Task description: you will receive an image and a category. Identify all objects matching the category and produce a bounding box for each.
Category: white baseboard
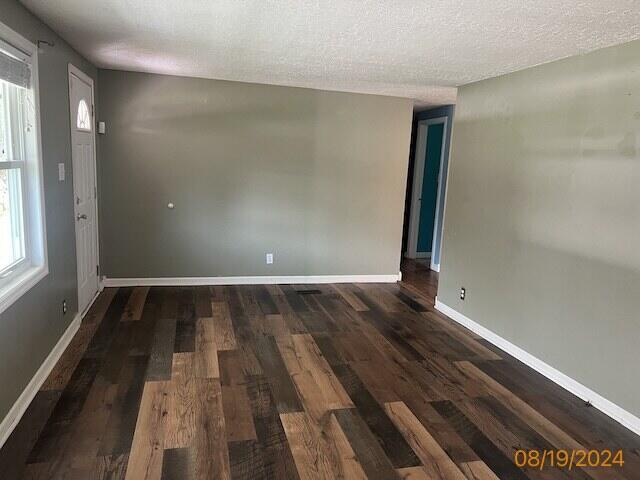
[431,263,440,272]
[0,312,82,449]
[435,298,640,437]
[103,273,401,288]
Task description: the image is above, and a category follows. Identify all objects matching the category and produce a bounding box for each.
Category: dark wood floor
[1,260,639,479]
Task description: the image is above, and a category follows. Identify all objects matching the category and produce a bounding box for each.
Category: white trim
[434,298,640,436]
[68,63,100,315]
[0,284,102,449]
[406,123,427,258]
[0,20,49,316]
[103,274,401,287]
[406,117,448,260]
[0,21,35,57]
[430,118,449,272]
[0,266,48,315]
[31,30,49,290]
[0,312,81,449]
[68,63,93,88]
[431,263,440,272]
[79,284,102,319]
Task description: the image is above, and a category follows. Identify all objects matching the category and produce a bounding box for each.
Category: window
[0,23,47,314]
[0,82,27,273]
[76,98,91,130]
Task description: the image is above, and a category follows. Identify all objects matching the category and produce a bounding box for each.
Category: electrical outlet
[62,299,68,315]
[266,253,274,265]
[460,287,466,301]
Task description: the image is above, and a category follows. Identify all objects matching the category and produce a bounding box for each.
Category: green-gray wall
[97,70,413,279]
[0,0,96,420]
[439,40,640,418]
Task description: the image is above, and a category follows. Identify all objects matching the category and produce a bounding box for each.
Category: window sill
[0,264,48,315]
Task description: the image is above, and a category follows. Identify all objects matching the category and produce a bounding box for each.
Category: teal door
[417,122,444,254]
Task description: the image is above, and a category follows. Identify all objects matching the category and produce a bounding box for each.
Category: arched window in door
[77,98,91,131]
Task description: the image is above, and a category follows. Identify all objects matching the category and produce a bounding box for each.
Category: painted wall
[439,40,640,417]
[97,70,413,279]
[402,104,454,266]
[0,0,97,421]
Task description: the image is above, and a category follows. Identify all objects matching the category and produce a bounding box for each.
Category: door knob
[77,213,87,220]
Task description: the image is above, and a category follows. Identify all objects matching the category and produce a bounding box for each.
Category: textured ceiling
[20,0,640,106]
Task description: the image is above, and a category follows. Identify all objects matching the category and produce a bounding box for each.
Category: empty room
[0,0,639,478]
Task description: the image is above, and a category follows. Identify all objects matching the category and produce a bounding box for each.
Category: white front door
[69,66,98,314]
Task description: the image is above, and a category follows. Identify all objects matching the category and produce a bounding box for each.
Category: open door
[406,117,448,271]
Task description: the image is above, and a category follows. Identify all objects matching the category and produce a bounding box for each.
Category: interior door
[416,122,444,255]
[69,67,98,314]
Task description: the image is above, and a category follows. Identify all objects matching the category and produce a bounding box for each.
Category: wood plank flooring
[1,259,639,479]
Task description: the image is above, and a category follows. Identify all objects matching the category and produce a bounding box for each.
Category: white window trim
[0,22,48,315]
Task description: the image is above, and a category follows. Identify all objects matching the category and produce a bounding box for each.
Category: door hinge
[94,186,97,199]
[96,264,100,276]
[91,104,95,117]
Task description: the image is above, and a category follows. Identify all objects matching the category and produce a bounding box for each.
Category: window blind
[0,48,30,89]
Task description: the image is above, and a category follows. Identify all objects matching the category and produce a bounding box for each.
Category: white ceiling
[21,0,640,106]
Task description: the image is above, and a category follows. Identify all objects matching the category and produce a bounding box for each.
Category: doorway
[68,64,99,314]
[406,116,448,271]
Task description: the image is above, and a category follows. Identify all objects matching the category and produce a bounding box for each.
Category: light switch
[98,121,106,134]
[58,163,65,181]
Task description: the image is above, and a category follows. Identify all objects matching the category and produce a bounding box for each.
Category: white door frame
[68,63,100,315]
[428,116,449,273]
[406,116,448,266]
